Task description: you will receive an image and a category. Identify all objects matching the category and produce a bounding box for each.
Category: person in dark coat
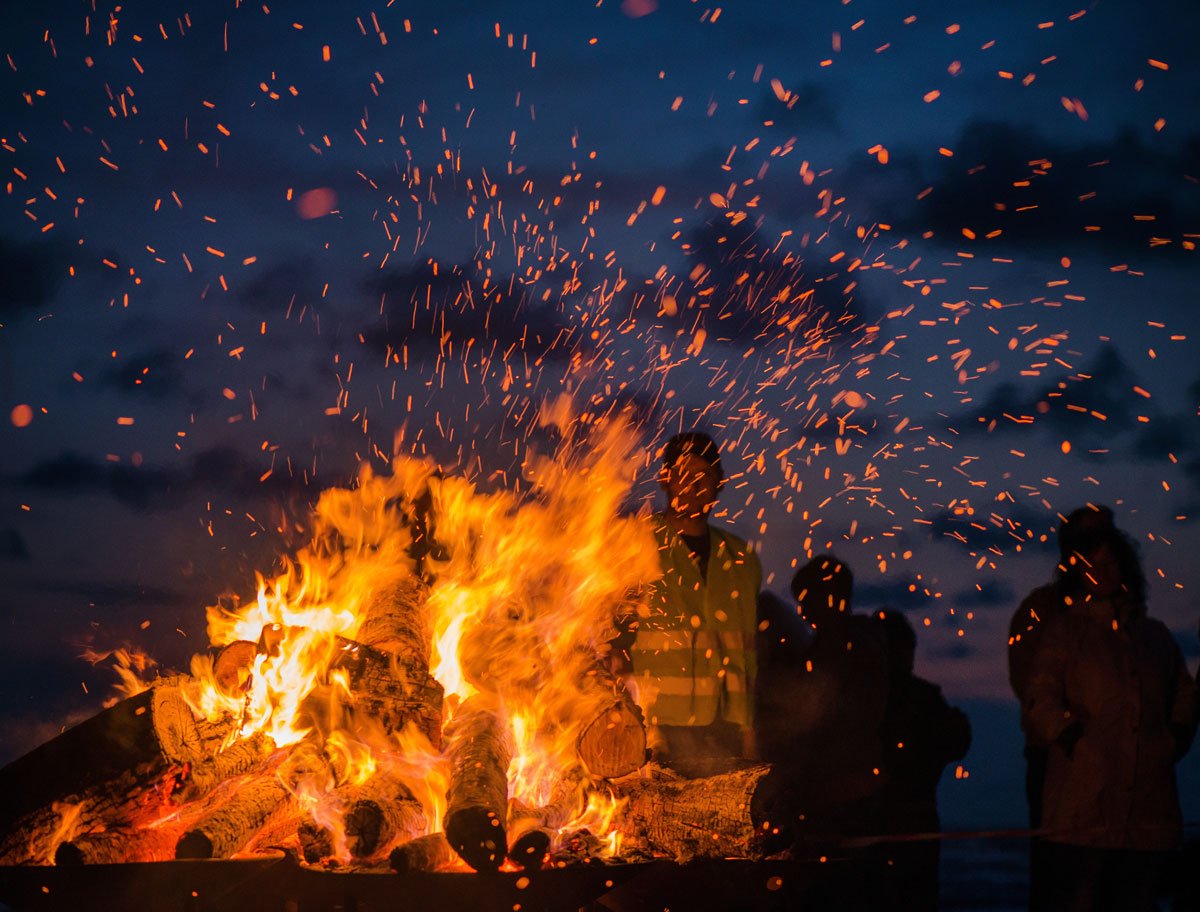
[1024,525,1198,911]
[1007,504,1115,910]
[757,554,890,842]
[876,609,972,912]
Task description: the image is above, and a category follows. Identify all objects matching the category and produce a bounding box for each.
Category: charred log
[505,777,583,869]
[175,742,330,860]
[610,764,788,861]
[443,697,511,872]
[0,677,241,864]
[54,825,180,866]
[175,732,276,804]
[324,637,443,748]
[388,832,453,873]
[548,828,605,866]
[343,772,426,859]
[357,576,431,668]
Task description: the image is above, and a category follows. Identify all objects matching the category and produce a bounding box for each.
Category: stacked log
[389,832,454,873]
[54,826,181,866]
[298,770,427,864]
[609,764,790,861]
[443,696,511,872]
[0,676,241,865]
[175,741,330,859]
[343,771,426,859]
[505,774,584,869]
[573,661,646,779]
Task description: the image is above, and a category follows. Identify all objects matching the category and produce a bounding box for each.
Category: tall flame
[190,396,659,857]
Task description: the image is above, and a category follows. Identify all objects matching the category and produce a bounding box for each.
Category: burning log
[300,770,428,863]
[174,732,276,804]
[574,662,646,779]
[443,696,511,872]
[548,828,605,867]
[506,776,584,869]
[53,826,181,866]
[175,741,330,860]
[388,832,453,873]
[0,676,241,864]
[343,772,426,859]
[212,640,258,697]
[325,637,443,748]
[254,625,444,749]
[357,576,432,669]
[610,764,788,861]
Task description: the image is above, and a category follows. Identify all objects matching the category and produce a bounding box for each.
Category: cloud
[869,121,1200,254]
[854,574,940,612]
[34,579,189,610]
[756,81,841,133]
[10,446,318,512]
[949,345,1192,462]
[0,236,68,316]
[0,528,31,561]
[237,258,327,315]
[922,504,1057,555]
[97,348,185,400]
[952,579,1017,609]
[359,262,576,360]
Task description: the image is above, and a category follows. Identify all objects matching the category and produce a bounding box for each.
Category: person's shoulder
[1017,581,1062,613]
[711,524,757,558]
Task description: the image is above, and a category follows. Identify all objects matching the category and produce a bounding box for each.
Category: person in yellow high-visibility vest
[627,432,761,766]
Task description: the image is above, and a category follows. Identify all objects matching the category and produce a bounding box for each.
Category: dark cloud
[854,574,940,612]
[0,528,31,561]
[875,121,1200,254]
[360,262,575,360]
[10,446,317,511]
[0,236,68,316]
[98,348,184,400]
[757,81,841,132]
[952,579,1017,609]
[237,258,327,315]
[923,505,1057,555]
[35,579,189,610]
[950,345,1189,460]
[925,639,977,661]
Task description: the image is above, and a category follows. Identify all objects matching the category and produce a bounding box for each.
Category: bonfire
[0,399,786,874]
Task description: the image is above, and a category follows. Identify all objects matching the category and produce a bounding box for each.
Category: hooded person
[1024,524,1197,910]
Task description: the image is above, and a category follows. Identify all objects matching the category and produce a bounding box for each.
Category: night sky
[2,0,1199,831]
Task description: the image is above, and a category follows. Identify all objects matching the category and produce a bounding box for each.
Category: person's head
[877,609,917,678]
[1057,504,1115,563]
[791,554,853,625]
[1059,524,1146,606]
[659,432,724,522]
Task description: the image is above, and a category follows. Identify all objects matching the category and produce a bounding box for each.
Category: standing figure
[1025,525,1197,911]
[1008,504,1115,910]
[626,432,761,767]
[757,554,891,839]
[877,609,972,912]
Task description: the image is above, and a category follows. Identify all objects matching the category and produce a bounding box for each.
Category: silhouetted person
[1025,525,1198,911]
[1008,504,1115,910]
[757,554,890,842]
[876,609,972,912]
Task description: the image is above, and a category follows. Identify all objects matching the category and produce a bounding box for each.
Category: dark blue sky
[2,0,1199,827]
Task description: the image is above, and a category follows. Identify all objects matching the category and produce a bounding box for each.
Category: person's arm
[1025,615,1083,751]
[1164,627,1199,762]
[742,548,763,741]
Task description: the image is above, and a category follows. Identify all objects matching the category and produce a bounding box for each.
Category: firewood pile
[0,434,791,875]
